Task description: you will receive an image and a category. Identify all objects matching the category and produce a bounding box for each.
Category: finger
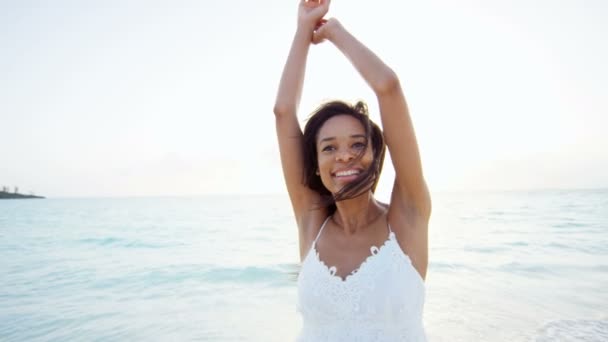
[303,0,317,8]
[314,18,327,31]
[312,31,321,44]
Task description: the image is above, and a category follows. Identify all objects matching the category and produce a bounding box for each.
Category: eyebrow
[319,134,367,144]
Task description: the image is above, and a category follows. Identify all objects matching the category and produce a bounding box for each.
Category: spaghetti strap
[313,216,331,244]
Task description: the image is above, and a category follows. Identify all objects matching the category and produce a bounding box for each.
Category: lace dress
[297,217,427,341]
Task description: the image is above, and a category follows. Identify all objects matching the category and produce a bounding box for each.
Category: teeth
[335,170,360,177]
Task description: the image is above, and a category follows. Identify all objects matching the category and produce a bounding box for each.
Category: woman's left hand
[298,0,331,32]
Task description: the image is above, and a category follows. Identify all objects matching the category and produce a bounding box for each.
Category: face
[316,115,374,194]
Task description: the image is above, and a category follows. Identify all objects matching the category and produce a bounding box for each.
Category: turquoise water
[1,190,607,341]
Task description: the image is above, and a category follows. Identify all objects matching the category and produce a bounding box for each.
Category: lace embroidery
[297,231,427,341]
[312,232,395,282]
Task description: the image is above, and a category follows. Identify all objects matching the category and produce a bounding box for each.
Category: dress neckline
[311,231,396,283]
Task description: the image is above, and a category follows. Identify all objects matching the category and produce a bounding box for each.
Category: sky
[1,0,607,198]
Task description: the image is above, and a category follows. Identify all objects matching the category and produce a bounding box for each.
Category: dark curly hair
[302,100,386,215]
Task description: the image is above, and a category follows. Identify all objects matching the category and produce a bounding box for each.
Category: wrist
[324,19,344,43]
[294,27,314,46]
[296,20,316,35]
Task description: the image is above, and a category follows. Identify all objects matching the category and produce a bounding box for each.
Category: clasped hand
[298,0,337,44]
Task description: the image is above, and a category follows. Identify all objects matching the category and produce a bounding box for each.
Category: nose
[336,148,355,162]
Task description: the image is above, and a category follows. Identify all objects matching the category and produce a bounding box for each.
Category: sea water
[1,190,607,341]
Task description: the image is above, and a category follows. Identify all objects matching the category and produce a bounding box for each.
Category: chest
[297,238,425,322]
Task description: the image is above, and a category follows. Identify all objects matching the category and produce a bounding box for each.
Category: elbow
[273,103,294,118]
[373,69,401,95]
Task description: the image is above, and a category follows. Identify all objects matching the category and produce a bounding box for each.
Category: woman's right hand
[312,17,341,45]
[298,0,331,32]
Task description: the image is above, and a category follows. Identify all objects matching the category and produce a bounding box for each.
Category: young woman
[274,1,431,340]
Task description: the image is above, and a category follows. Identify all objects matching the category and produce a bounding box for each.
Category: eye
[322,145,335,152]
[352,142,367,150]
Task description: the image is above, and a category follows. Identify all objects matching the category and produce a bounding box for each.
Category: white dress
[297,217,427,341]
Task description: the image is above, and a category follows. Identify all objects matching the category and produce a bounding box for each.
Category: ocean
[1,190,607,341]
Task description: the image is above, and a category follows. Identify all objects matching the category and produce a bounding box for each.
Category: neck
[332,191,382,235]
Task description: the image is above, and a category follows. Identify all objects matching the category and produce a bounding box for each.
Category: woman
[274,0,431,340]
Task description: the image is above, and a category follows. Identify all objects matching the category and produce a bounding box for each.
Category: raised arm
[273,0,330,227]
[314,19,431,278]
[314,18,431,218]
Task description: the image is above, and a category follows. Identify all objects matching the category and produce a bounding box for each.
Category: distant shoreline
[0,191,44,199]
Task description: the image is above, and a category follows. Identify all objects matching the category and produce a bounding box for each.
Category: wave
[463,245,509,253]
[497,262,552,275]
[95,264,302,289]
[201,265,297,285]
[75,237,178,249]
[506,241,529,247]
[553,221,590,228]
[428,262,476,272]
[536,319,608,341]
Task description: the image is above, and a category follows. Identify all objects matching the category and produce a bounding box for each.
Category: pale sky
[1,0,607,198]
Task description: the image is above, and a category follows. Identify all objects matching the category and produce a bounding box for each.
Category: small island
[0,187,44,199]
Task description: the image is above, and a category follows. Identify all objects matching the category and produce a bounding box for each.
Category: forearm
[324,19,428,206]
[326,21,399,94]
[274,27,315,117]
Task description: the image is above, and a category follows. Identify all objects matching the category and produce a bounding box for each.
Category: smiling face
[316,115,374,195]
[302,100,386,213]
